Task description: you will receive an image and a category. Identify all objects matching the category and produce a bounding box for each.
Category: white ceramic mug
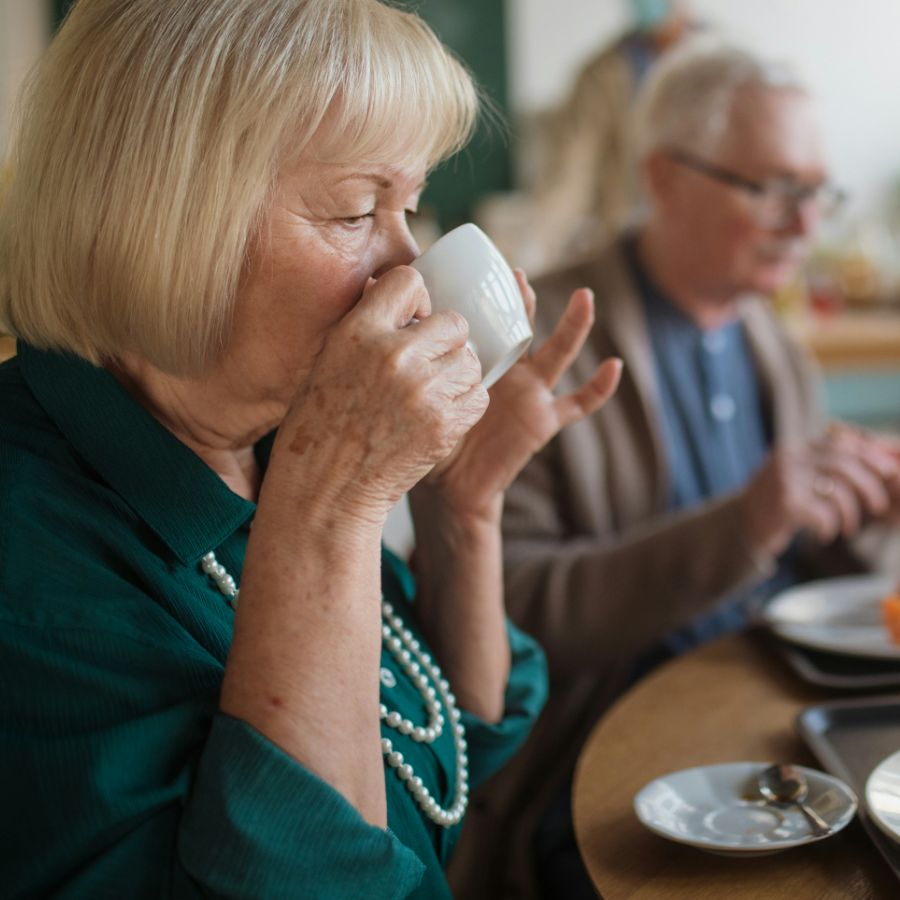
[410,223,533,389]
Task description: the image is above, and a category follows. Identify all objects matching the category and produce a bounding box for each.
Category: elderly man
[450,41,900,900]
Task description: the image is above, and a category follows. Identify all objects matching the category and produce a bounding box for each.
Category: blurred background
[2,0,900,431]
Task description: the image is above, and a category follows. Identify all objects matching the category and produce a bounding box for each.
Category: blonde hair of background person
[527,1,692,273]
[0,0,474,374]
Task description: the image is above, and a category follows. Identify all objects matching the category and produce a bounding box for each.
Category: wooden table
[572,632,898,899]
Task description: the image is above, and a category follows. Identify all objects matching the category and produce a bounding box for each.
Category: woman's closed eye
[338,208,418,228]
[339,211,375,227]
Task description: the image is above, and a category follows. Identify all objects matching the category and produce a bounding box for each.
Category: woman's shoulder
[0,354,59,448]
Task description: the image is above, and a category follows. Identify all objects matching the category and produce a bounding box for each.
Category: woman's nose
[371,221,420,278]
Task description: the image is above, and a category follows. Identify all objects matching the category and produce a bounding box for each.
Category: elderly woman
[0,1,621,897]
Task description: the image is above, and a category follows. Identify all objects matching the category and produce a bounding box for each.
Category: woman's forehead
[279,155,427,193]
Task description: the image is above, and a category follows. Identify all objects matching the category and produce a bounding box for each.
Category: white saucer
[762,574,900,660]
[634,762,857,856]
[865,749,900,845]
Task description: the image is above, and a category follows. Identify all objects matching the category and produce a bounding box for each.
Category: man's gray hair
[633,38,808,160]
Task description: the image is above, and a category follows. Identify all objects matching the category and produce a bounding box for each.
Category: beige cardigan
[449,235,866,899]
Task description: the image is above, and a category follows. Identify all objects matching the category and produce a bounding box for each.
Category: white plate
[634,762,857,856]
[866,749,900,845]
[762,574,900,660]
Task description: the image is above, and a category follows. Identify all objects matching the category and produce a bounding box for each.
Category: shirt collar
[19,344,255,565]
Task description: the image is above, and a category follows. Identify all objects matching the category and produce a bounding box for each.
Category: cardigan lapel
[589,237,671,512]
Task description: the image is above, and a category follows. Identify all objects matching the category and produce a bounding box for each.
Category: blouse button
[380,667,397,688]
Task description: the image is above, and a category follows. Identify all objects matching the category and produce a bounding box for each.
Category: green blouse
[0,345,547,899]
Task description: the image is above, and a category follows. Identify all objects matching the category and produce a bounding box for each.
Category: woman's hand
[411,269,622,523]
[266,267,489,533]
[406,269,620,721]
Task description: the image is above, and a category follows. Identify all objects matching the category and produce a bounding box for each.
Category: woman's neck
[109,356,285,502]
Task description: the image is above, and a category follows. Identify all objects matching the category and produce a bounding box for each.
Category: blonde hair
[633,38,807,161]
[0,0,478,374]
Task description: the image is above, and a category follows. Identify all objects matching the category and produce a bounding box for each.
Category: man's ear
[641,149,676,209]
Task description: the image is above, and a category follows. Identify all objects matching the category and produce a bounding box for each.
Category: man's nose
[779,197,820,238]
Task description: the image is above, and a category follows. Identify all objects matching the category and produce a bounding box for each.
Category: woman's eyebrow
[336,173,427,193]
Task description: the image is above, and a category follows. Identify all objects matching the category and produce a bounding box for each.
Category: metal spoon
[757,763,831,836]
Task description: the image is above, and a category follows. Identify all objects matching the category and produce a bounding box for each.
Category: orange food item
[882,593,900,644]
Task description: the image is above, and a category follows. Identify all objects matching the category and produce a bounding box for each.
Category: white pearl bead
[200,550,469,830]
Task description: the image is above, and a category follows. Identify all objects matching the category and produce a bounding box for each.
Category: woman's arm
[220,267,487,827]
[409,272,621,722]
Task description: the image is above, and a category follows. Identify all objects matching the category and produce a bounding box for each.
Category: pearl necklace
[201,551,469,828]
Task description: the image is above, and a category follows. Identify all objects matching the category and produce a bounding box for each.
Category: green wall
[408,0,510,230]
[52,0,74,30]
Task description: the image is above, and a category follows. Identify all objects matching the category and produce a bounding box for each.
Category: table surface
[572,632,899,899]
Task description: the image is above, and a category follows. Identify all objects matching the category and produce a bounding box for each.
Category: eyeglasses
[668,148,846,228]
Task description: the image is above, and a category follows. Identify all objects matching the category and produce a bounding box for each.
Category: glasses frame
[667,148,846,225]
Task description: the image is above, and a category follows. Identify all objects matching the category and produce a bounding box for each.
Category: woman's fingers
[405,308,474,361]
[553,357,623,427]
[354,265,431,329]
[423,341,484,400]
[530,288,596,388]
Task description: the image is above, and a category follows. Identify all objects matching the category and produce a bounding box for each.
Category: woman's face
[224,154,426,407]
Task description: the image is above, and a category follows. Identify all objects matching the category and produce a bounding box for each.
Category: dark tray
[776,639,900,691]
[797,694,900,881]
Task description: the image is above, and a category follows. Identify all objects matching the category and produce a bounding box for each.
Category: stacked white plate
[762,574,899,660]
